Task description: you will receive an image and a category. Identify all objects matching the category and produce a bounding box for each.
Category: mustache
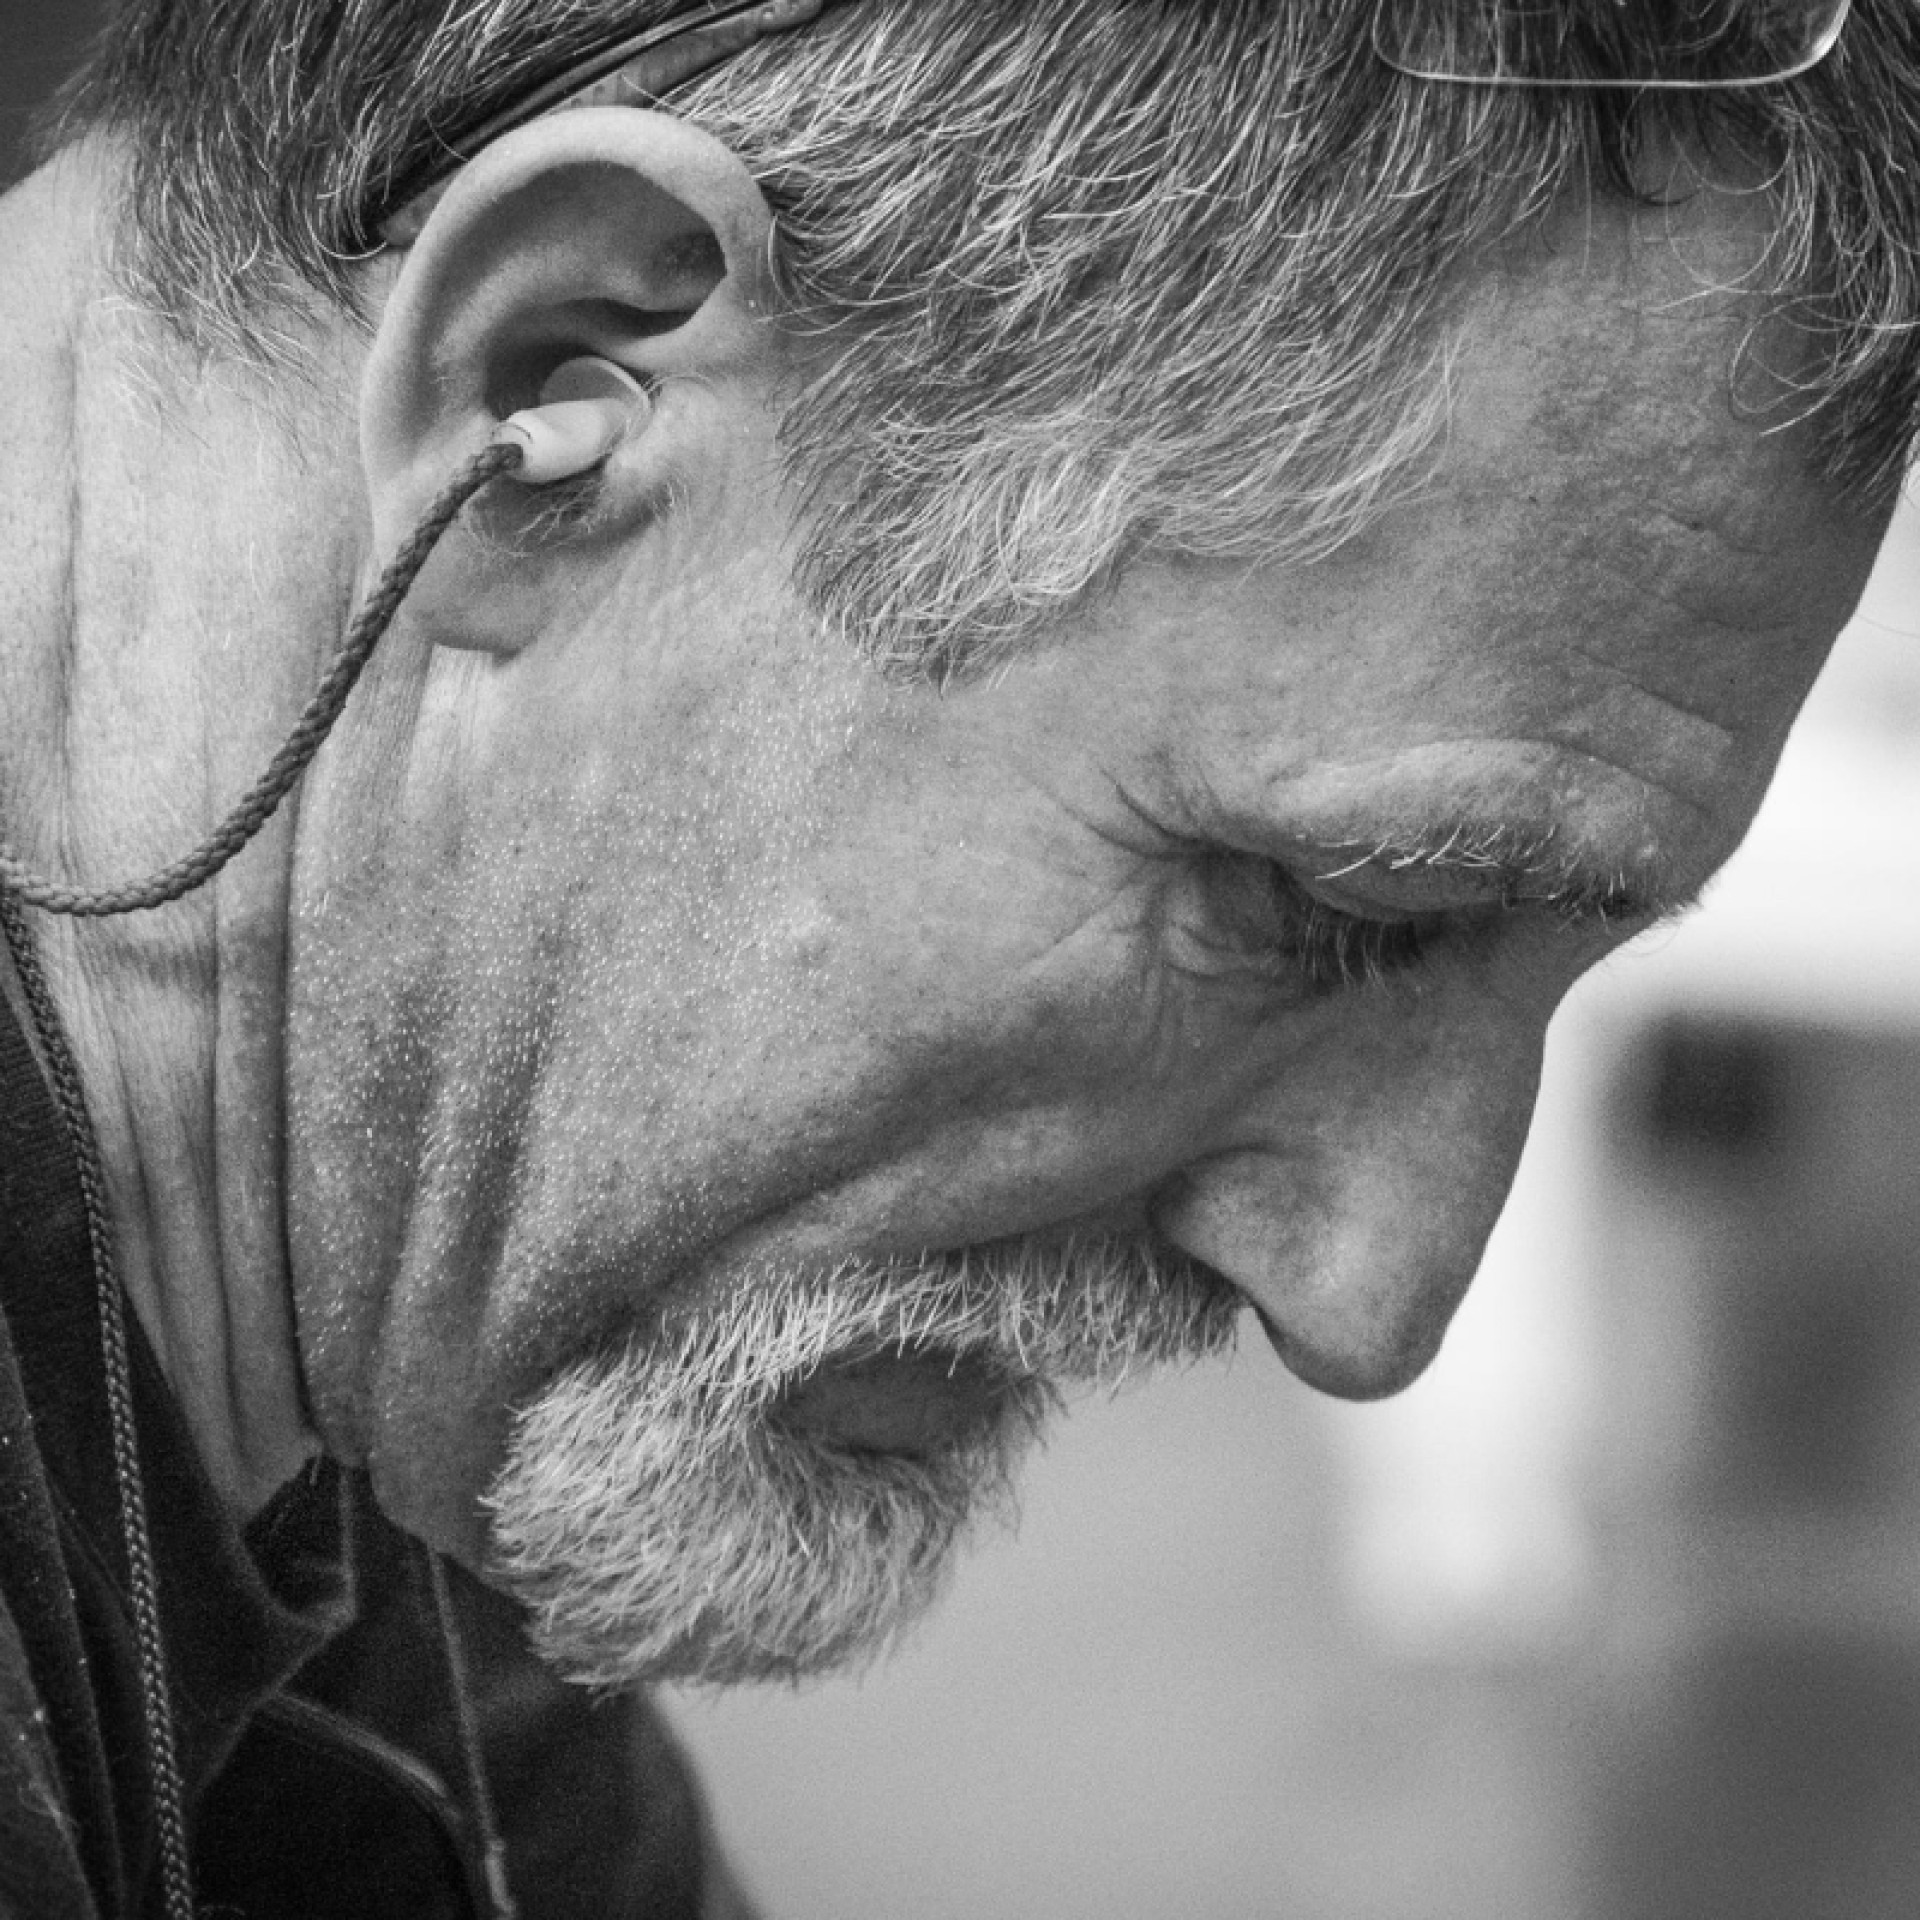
[636,1230,1244,1413]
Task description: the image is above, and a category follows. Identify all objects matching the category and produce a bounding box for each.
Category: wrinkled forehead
[1440,136,1852,531]
[1325,166,1886,762]
[1471,136,1793,403]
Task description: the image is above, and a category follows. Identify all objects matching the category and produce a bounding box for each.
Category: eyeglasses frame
[1371,0,1853,90]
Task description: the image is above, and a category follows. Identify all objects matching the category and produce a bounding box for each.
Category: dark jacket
[0,976,748,1920]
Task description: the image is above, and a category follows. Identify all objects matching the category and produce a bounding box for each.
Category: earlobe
[359,107,778,654]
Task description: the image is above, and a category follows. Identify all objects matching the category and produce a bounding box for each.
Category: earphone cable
[0,884,198,1920]
[428,1547,523,1920]
[0,437,524,919]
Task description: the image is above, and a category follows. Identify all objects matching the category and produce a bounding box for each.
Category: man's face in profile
[283,146,1891,1688]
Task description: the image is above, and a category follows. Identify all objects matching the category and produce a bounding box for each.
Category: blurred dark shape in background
[1587,1015,1920,1920]
[1,0,106,188]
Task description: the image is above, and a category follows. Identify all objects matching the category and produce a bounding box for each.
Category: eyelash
[1211,857,1439,991]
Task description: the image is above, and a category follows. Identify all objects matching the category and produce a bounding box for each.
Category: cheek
[484,828,1229,1284]
[533,860,1137,1160]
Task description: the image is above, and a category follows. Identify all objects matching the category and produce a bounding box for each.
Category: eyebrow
[1309,821,1691,928]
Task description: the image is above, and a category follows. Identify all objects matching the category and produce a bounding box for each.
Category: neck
[0,143,377,1515]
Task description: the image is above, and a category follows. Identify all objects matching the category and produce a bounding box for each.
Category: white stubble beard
[483,1236,1241,1690]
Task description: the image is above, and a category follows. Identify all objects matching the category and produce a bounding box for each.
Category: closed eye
[1202,854,1447,992]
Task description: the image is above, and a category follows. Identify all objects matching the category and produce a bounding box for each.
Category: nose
[1151,992,1545,1399]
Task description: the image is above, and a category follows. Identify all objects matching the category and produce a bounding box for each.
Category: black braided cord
[0,438,523,918]
[0,882,200,1920]
[0,437,522,1919]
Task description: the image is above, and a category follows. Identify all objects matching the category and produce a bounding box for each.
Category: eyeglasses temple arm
[376,0,828,248]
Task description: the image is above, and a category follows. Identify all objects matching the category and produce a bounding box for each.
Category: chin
[486,1346,1045,1689]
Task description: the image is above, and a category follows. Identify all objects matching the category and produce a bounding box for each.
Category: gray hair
[58,0,1920,675]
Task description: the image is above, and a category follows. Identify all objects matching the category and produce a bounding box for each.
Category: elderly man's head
[29,1,1920,1684]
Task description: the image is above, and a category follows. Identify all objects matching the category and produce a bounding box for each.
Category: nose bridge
[1153,989,1545,1399]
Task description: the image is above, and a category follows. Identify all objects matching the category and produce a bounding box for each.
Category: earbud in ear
[492,356,653,484]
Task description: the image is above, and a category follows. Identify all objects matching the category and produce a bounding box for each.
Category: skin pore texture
[0,107,1894,1682]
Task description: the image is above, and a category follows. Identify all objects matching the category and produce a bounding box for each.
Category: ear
[360,107,780,653]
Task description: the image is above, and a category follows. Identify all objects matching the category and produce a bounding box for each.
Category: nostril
[1149,1226,1238,1297]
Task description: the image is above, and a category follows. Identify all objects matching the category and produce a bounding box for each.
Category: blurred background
[7,10,1919,1915]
